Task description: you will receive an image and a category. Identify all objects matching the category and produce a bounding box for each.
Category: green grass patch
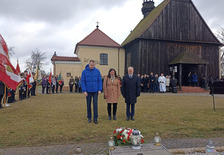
[0,93,224,148]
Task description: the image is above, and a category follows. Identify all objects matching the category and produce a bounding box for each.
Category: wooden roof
[169,52,208,65]
[122,0,222,47]
[122,0,170,46]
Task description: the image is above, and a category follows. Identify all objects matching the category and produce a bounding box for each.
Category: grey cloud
[0,0,128,23]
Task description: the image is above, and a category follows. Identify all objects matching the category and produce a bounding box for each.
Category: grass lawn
[0,93,224,148]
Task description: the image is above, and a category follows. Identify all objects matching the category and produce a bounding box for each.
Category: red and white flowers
[113,127,144,146]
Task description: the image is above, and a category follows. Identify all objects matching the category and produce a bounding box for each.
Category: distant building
[51,52,81,86]
[74,26,125,77]
[122,0,223,88]
[51,26,125,87]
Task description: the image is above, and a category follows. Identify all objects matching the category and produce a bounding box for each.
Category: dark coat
[149,75,155,84]
[122,74,141,104]
[0,81,5,95]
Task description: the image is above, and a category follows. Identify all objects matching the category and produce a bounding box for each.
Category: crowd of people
[41,75,64,94]
[138,73,178,93]
[0,70,39,108]
[68,76,82,93]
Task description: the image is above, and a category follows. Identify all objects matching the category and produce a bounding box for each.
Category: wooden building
[122,0,223,88]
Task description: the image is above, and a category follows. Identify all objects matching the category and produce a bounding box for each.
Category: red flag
[16,59,21,74]
[0,34,8,56]
[48,72,52,84]
[0,53,22,90]
[0,34,22,90]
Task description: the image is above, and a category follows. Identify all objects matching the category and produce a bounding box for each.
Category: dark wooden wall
[142,0,219,43]
[124,0,220,80]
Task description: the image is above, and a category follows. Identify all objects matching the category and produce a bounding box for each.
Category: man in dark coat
[122,67,141,121]
[149,72,155,93]
[171,77,178,93]
[142,74,148,92]
[0,81,5,108]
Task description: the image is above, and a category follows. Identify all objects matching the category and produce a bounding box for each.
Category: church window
[100,53,108,65]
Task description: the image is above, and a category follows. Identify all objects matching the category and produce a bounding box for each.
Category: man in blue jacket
[81,60,102,124]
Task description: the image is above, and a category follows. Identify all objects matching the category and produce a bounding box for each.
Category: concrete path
[1,138,224,155]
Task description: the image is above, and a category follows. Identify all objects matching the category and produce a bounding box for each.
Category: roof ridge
[121,0,170,46]
[78,28,120,46]
[96,28,121,46]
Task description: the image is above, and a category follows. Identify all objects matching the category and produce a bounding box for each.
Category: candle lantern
[108,136,115,151]
[154,132,161,146]
[131,129,141,150]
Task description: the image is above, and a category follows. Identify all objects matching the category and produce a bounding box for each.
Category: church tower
[142,0,155,18]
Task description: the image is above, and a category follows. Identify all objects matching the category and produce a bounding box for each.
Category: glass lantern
[154,132,161,146]
[108,136,115,151]
[205,140,217,154]
[75,145,82,154]
[131,129,141,150]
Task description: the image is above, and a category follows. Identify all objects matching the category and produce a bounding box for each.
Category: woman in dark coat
[0,81,5,108]
[121,67,141,121]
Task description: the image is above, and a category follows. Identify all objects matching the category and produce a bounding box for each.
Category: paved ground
[0,138,224,155]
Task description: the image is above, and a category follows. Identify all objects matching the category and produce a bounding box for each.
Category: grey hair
[128,66,134,71]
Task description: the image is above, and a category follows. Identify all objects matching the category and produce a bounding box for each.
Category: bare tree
[8,46,15,57]
[25,48,47,72]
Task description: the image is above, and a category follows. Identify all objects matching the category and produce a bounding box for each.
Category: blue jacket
[192,73,198,82]
[81,64,102,92]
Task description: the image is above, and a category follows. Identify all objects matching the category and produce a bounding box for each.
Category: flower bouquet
[113,127,144,146]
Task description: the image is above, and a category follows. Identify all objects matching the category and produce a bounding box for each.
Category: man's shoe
[131,117,135,121]
[113,115,117,120]
[88,119,91,123]
[126,117,130,121]
[94,120,98,124]
[108,115,111,120]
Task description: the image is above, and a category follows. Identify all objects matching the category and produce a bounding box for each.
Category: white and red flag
[0,34,22,90]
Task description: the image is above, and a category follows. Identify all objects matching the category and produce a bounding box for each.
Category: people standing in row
[142,74,148,93]
[74,76,79,93]
[122,67,141,121]
[59,77,64,93]
[51,76,56,94]
[187,72,192,86]
[192,72,198,87]
[158,73,166,93]
[69,76,74,93]
[149,72,155,93]
[81,60,102,124]
[103,68,120,121]
[55,75,59,93]
[165,75,170,92]
[42,76,47,94]
[171,77,178,93]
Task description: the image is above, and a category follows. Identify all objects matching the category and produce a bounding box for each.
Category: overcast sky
[0,0,224,74]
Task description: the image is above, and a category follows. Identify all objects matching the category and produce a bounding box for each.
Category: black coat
[122,74,141,104]
[149,75,155,84]
[0,81,5,95]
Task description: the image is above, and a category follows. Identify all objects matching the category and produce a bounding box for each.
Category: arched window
[100,53,108,65]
